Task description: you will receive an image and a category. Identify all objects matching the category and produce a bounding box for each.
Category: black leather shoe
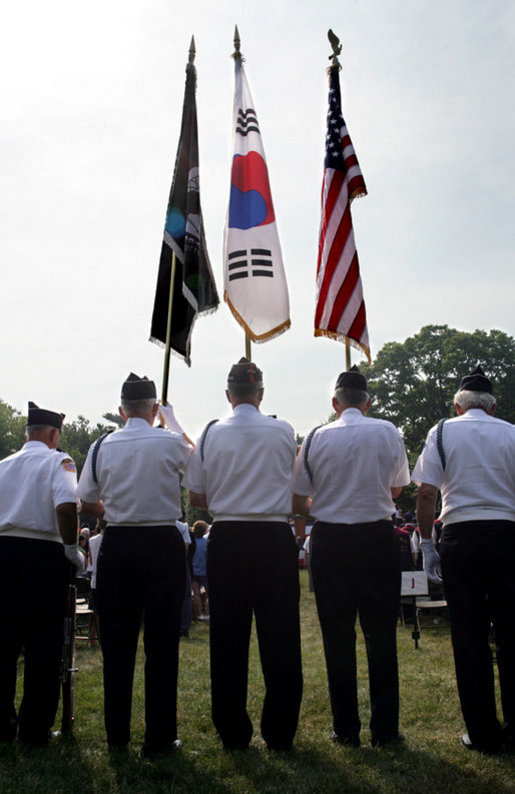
[141,739,182,760]
[331,732,360,748]
[461,733,502,754]
[371,732,405,748]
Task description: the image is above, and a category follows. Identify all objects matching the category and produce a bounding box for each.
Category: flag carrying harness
[436,418,447,471]
[303,425,323,484]
[91,430,114,485]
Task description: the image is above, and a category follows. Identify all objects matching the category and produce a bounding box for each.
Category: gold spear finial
[327,29,342,69]
[233,24,242,60]
[189,35,196,64]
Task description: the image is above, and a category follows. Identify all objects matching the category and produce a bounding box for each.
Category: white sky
[1,0,514,439]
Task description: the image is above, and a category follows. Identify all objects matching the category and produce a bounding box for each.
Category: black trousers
[207,521,303,750]
[0,536,68,744]
[440,520,515,751]
[96,526,185,749]
[311,521,401,742]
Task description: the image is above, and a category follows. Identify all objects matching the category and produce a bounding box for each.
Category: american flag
[315,65,370,362]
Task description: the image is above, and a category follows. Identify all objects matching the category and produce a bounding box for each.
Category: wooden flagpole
[345,339,351,370]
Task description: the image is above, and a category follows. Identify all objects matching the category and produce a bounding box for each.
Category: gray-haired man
[413,365,515,754]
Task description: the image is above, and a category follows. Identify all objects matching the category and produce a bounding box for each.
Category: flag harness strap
[303,425,322,483]
[200,420,218,463]
[91,429,114,485]
[436,418,447,471]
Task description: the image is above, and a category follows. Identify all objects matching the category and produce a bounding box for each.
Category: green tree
[103,412,124,428]
[361,325,515,467]
[0,400,26,460]
[59,416,117,474]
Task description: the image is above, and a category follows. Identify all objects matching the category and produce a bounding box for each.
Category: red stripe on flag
[326,253,360,331]
[347,300,367,340]
[318,171,344,260]
[315,204,353,327]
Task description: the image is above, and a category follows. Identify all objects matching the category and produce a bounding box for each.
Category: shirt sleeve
[391,430,411,488]
[411,426,444,488]
[291,438,313,496]
[76,444,101,503]
[182,442,205,494]
[52,454,79,507]
[173,433,193,475]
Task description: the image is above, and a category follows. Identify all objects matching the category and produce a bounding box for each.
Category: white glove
[420,538,442,584]
[64,543,85,572]
[158,401,184,434]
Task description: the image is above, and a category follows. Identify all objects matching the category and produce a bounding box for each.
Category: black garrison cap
[227,357,264,388]
[121,372,157,400]
[27,402,65,430]
[458,365,493,394]
[335,365,367,392]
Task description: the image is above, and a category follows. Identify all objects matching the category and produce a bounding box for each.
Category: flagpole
[345,340,351,370]
[232,25,251,363]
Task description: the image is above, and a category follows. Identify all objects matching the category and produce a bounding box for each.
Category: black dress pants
[96,526,185,749]
[0,536,68,744]
[207,521,303,750]
[440,520,515,751]
[311,521,401,743]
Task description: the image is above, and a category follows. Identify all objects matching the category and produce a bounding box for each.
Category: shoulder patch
[61,458,77,473]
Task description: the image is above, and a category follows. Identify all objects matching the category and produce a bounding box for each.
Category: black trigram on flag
[228,248,274,280]
[236,108,260,136]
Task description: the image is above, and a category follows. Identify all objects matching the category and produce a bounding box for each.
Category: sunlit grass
[1,572,513,793]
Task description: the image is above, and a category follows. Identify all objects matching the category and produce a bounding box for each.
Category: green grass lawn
[2,572,513,793]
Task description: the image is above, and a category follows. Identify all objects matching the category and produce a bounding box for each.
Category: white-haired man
[413,365,515,754]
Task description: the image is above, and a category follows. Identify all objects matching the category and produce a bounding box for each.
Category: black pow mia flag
[150,60,219,366]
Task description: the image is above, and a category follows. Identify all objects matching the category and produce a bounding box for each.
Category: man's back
[0,442,76,541]
[294,408,409,524]
[78,418,190,526]
[412,410,515,525]
[190,404,296,519]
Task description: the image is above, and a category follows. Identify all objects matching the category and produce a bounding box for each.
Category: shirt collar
[23,440,52,452]
[233,403,260,415]
[461,408,493,419]
[124,417,153,428]
[339,407,364,420]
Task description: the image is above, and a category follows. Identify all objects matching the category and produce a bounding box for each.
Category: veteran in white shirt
[77,373,191,758]
[292,367,410,749]
[413,365,515,754]
[0,402,80,746]
[185,357,302,752]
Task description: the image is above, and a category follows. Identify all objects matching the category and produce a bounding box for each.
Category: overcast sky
[1,0,514,439]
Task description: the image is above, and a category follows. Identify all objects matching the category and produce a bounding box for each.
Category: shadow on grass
[2,732,513,794]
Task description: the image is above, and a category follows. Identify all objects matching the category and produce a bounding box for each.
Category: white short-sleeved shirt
[0,441,78,543]
[412,409,515,525]
[183,403,297,521]
[89,531,104,588]
[77,417,191,527]
[176,520,189,549]
[292,408,410,524]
